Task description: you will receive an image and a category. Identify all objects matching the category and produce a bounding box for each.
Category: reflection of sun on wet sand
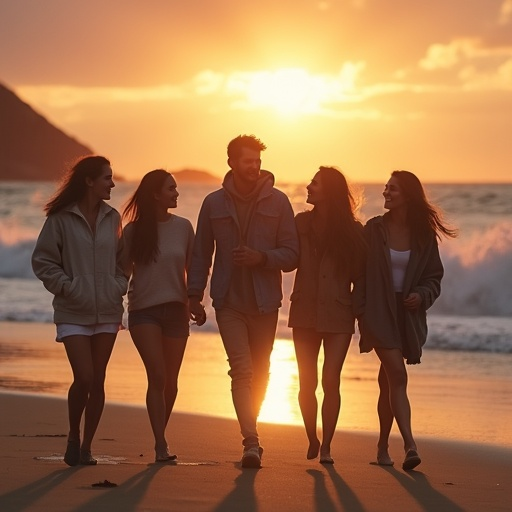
[2,321,512,448]
[1,323,512,511]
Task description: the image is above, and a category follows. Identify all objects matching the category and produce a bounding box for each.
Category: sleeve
[120,223,135,279]
[413,238,444,310]
[185,219,195,274]
[187,198,214,299]
[351,222,367,319]
[262,193,299,272]
[31,215,72,297]
[114,214,129,293]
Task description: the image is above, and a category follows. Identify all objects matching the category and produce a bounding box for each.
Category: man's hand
[189,296,207,326]
[232,245,265,267]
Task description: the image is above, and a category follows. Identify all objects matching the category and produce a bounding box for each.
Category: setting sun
[242,66,362,116]
[246,68,324,115]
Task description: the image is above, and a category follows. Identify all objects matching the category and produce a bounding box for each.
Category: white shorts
[56,323,120,342]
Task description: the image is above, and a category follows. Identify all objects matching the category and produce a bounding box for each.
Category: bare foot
[319,452,334,464]
[307,439,320,460]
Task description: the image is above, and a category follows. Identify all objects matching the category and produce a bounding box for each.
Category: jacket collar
[222,169,275,202]
[66,201,113,222]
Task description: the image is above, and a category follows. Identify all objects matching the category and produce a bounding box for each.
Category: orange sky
[1,0,512,183]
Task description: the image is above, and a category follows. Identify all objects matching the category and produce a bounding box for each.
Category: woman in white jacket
[32,155,127,466]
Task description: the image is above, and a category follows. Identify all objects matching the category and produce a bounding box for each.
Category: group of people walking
[31,134,456,471]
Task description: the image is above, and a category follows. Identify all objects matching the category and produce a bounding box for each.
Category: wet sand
[1,321,511,448]
[1,393,511,511]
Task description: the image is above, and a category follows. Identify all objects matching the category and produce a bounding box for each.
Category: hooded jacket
[32,202,127,325]
[357,215,443,364]
[187,170,299,313]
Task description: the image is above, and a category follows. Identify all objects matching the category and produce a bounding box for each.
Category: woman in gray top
[123,170,194,463]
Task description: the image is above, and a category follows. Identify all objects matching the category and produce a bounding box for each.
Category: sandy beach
[1,322,512,511]
[1,393,511,512]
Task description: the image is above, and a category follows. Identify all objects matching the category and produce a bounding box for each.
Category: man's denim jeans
[215,307,278,447]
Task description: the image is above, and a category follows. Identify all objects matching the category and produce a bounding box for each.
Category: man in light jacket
[188,134,298,468]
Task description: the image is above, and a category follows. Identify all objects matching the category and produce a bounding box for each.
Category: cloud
[16,85,185,108]
[317,0,366,11]
[499,0,512,24]
[459,57,512,90]
[419,39,484,70]
[17,64,373,116]
[418,38,512,90]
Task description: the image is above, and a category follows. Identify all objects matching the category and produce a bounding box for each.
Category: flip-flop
[402,449,421,471]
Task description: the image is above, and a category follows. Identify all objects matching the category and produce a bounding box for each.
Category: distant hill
[172,168,220,184]
[0,82,93,180]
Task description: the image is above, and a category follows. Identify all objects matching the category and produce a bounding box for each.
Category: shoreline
[1,392,511,511]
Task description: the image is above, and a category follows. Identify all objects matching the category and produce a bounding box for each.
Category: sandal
[402,449,421,471]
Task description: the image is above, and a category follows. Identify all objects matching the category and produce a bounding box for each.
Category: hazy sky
[1,0,511,183]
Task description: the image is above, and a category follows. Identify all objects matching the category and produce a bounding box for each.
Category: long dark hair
[122,169,172,264]
[391,170,458,241]
[315,166,366,265]
[44,155,110,215]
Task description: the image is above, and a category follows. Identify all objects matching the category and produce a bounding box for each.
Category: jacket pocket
[98,274,125,314]
[57,274,96,313]
[211,214,235,244]
[253,211,280,246]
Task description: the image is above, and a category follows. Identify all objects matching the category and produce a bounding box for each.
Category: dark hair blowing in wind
[391,170,458,241]
[316,166,366,265]
[44,155,110,215]
[122,169,172,264]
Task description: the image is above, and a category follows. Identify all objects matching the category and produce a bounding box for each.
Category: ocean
[2,179,512,447]
[1,179,511,353]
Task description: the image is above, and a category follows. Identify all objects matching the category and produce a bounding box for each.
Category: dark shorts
[128,302,189,338]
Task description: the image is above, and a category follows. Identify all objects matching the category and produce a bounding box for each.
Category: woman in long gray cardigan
[289,167,366,464]
[358,170,456,471]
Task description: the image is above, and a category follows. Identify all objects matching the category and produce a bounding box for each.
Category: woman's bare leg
[130,324,168,453]
[63,335,94,444]
[162,335,188,428]
[375,348,417,454]
[319,333,351,459]
[81,332,116,453]
[293,328,322,459]
[376,363,394,464]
